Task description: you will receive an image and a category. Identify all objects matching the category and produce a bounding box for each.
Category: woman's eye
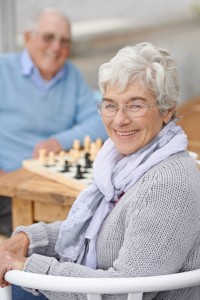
[129,104,143,110]
[105,104,116,109]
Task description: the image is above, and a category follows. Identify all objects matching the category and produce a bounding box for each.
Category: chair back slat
[87,293,102,300]
[0,287,144,300]
[128,292,143,300]
[0,286,12,300]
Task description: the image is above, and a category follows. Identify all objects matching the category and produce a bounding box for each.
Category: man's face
[24,12,71,80]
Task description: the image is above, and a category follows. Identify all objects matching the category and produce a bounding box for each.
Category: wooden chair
[177,96,200,155]
[1,269,200,300]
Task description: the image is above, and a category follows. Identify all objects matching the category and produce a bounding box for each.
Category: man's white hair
[25,7,71,32]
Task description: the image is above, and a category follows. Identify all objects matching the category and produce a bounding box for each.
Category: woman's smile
[115,129,140,137]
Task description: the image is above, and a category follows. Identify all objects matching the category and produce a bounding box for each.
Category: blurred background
[1,0,200,103]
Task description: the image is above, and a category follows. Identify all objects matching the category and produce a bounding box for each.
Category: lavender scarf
[55,121,187,268]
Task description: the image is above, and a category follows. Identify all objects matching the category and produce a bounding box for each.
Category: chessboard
[22,139,200,192]
[23,136,102,192]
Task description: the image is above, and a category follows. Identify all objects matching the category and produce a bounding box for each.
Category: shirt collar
[20,49,67,89]
[20,49,34,76]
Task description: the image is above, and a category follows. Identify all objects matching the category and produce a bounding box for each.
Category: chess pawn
[90,142,98,161]
[58,151,66,167]
[38,149,47,165]
[73,139,81,151]
[73,139,81,160]
[68,149,76,163]
[84,135,91,153]
[73,149,81,161]
[48,151,55,166]
[74,164,84,179]
[84,152,93,169]
[95,138,102,151]
[68,149,79,163]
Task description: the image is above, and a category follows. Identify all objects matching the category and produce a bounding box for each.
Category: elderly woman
[0,42,200,300]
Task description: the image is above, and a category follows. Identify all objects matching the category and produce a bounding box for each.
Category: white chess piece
[58,151,66,167]
[84,135,91,153]
[90,142,98,161]
[38,149,47,165]
[72,139,81,160]
[48,151,55,166]
[95,138,102,151]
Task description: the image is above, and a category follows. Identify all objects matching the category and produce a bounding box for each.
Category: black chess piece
[60,160,70,173]
[84,153,93,169]
[74,164,84,179]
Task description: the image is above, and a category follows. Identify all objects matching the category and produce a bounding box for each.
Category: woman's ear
[163,107,175,124]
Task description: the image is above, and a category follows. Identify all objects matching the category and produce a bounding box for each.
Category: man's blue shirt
[0,52,107,171]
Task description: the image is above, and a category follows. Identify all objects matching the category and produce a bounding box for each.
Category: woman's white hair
[98,42,179,115]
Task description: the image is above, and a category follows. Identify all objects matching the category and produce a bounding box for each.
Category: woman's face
[101,81,174,155]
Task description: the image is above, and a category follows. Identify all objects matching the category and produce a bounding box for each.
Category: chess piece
[96,138,102,151]
[48,151,55,166]
[73,139,81,150]
[72,139,81,160]
[90,142,98,161]
[84,153,93,169]
[74,164,84,179]
[38,149,47,165]
[69,149,80,162]
[60,160,70,173]
[58,151,66,167]
[84,135,91,153]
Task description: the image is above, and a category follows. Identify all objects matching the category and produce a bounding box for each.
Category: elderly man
[0,8,107,237]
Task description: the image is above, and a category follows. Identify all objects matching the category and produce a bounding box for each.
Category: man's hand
[0,233,29,287]
[33,138,63,158]
[0,170,7,176]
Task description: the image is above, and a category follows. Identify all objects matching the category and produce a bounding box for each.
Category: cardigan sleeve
[13,221,62,258]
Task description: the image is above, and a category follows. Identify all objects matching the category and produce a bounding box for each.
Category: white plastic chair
[1,269,200,300]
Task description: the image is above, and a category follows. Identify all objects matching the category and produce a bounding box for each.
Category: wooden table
[177,96,200,155]
[0,169,79,230]
[1,153,199,233]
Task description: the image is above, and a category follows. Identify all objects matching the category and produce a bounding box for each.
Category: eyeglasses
[36,32,71,49]
[97,101,157,117]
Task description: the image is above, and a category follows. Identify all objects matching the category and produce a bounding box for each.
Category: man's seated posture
[0,8,107,236]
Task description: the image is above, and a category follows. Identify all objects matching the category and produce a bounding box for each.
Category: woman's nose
[113,107,131,125]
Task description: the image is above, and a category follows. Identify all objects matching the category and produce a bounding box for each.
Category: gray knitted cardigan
[14,151,200,300]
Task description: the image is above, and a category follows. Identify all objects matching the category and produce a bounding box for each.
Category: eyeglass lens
[41,32,71,48]
[97,102,149,117]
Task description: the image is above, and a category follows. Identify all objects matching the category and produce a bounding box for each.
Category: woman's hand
[0,233,29,287]
[0,232,30,257]
[0,251,27,287]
